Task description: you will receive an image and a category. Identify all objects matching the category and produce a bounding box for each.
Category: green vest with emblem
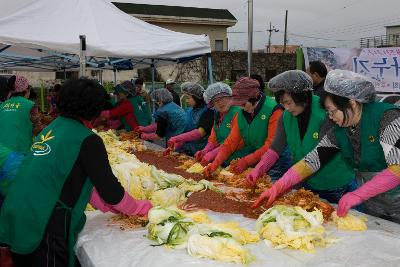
[0,116,95,267]
[129,95,152,126]
[0,96,34,154]
[284,95,354,190]
[235,96,277,159]
[214,106,240,144]
[335,102,398,172]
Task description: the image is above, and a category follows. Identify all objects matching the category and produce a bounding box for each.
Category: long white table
[76,210,400,267]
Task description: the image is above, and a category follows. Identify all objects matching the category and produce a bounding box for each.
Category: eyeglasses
[327,108,339,117]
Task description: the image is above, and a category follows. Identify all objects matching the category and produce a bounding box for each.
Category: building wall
[146,22,229,51]
[386,26,400,36]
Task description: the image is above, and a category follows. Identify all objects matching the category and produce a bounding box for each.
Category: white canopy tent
[0,0,212,77]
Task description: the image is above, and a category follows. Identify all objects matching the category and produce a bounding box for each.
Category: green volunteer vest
[0,143,12,167]
[129,96,152,126]
[335,102,398,172]
[0,96,34,154]
[283,95,354,190]
[235,96,277,158]
[0,116,95,267]
[214,106,240,144]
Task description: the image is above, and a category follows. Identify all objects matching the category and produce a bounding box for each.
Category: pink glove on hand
[246,149,279,186]
[112,191,153,216]
[89,189,118,213]
[141,132,159,140]
[108,119,121,129]
[138,123,157,134]
[195,142,217,161]
[337,169,400,217]
[203,162,219,179]
[232,158,250,174]
[100,110,111,119]
[252,167,302,209]
[168,129,203,150]
[201,146,221,165]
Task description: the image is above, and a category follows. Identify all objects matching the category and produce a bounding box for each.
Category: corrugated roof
[112,2,237,21]
[385,24,400,28]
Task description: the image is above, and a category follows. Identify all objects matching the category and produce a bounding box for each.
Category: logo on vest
[312,132,319,139]
[31,130,55,156]
[261,114,266,120]
[368,135,375,143]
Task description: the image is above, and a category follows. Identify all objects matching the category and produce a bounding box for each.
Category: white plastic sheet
[76,210,400,267]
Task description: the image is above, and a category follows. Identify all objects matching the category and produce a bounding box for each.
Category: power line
[287,32,357,42]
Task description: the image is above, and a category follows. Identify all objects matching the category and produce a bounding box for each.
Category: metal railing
[360,34,400,48]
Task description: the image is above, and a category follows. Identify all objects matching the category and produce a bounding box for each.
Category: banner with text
[303,47,400,93]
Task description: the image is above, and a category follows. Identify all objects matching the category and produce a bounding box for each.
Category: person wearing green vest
[194,82,239,165]
[203,77,291,179]
[0,78,152,266]
[100,80,152,131]
[167,82,215,156]
[0,143,25,209]
[247,70,356,204]
[0,75,38,155]
[253,70,400,223]
[138,88,186,143]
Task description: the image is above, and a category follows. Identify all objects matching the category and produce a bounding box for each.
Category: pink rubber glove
[337,169,400,217]
[112,191,153,216]
[108,119,121,129]
[231,157,250,174]
[201,146,221,165]
[203,162,219,179]
[140,132,159,140]
[195,142,217,161]
[167,129,203,150]
[252,167,302,208]
[137,123,157,134]
[100,110,110,119]
[89,189,118,213]
[246,149,279,186]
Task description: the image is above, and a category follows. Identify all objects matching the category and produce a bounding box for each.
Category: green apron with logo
[335,102,400,222]
[0,116,95,267]
[233,97,277,162]
[129,96,152,126]
[214,106,243,161]
[0,96,34,154]
[284,95,354,190]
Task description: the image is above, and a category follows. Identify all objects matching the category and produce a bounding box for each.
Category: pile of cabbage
[96,130,219,207]
[147,206,259,264]
[256,205,334,252]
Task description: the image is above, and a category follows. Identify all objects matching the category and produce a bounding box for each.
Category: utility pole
[247,0,253,76]
[283,10,288,53]
[267,22,279,53]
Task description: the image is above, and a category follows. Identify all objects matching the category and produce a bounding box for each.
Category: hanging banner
[303,47,400,93]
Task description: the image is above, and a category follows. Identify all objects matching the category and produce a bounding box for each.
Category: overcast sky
[2,0,400,50]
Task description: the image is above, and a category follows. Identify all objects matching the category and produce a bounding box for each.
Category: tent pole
[63,68,67,80]
[207,54,213,84]
[79,35,86,77]
[151,59,155,113]
[113,68,117,85]
[99,70,103,84]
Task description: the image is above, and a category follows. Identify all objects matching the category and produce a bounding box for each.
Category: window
[55,71,78,80]
[215,40,224,51]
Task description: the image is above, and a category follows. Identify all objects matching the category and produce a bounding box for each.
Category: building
[360,24,400,48]
[112,2,237,51]
[265,45,299,54]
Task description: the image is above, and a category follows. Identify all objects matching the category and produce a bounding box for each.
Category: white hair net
[181,82,205,99]
[203,82,232,104]
[150,88,173,103]
[268,70,313,93]
[324,69,376,103]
